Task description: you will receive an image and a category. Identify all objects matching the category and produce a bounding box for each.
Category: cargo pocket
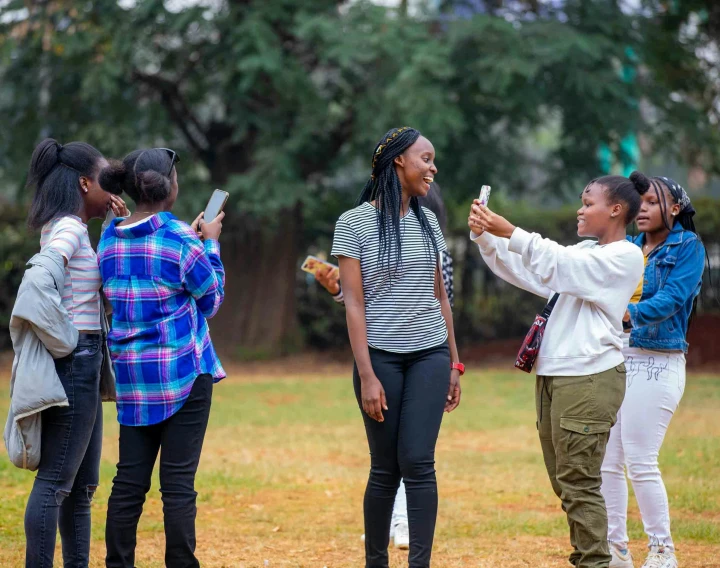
[559,417,612,466]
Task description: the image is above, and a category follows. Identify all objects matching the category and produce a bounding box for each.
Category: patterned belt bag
[515,293,560,373]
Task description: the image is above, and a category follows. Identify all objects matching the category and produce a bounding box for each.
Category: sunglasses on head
[156,148,180,176]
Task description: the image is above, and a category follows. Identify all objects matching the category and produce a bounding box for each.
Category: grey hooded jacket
[4,249,116,470]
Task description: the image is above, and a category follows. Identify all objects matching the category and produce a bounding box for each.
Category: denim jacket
[627,224,705,353]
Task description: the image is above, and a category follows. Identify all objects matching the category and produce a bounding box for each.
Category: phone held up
[478,185,491,207]
[204,189,229,223]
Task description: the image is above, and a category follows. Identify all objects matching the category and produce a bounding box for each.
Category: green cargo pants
[536,364,626,568]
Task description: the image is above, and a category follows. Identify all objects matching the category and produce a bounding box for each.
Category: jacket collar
[111,211,175,239]
[633,223,687,249]
[27,249,66,286]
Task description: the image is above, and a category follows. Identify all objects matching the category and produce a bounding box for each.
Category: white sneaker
[642,546,678,568]
[609,542,634,568]
[393,522,409,550]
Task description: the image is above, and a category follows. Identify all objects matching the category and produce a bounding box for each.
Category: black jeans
[25,333,104,568]
[105,374,213,568]
[354,341,450,568]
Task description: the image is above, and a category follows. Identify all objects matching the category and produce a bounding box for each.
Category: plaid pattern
[98,212,226,426]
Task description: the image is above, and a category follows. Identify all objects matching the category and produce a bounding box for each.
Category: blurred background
[1,0,719,364]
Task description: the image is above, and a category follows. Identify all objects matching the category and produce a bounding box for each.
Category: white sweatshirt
[472,228,644,376]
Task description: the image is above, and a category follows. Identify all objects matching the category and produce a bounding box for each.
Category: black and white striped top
[331,202,448,353]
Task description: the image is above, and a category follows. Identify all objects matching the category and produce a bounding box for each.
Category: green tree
[0,0,716,353]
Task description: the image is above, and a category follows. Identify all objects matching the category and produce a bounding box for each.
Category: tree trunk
[210,202,303,358]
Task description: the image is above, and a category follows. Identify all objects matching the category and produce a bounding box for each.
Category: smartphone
[301,255,339,277]
[479,185,492,206]
[204,189,229,222]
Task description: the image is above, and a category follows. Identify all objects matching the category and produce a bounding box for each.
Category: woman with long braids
[316,182,454,551]
[331,127,462,568]
[601,177,705,568]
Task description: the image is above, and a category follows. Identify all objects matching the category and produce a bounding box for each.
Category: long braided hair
[357,127,439,276]
[648,176,712,320]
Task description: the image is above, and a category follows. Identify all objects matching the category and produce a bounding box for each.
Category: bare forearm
[441,298,460,363]
[346,303,374,380]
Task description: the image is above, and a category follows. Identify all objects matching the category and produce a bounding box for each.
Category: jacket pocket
[656,255,677,288]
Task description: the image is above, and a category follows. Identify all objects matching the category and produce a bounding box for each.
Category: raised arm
[508,228,644,309]
[180,237,225,319]
[471,231,553,299]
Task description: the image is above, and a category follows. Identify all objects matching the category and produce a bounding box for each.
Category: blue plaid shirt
[98,212,226,426]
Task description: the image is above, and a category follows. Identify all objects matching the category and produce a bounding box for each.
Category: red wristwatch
[451,362,465,376]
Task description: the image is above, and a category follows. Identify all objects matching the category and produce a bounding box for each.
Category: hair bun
[629,171,650,195]
[137,170,171,202]
[99,160,128,196]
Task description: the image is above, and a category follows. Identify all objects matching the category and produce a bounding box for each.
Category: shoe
[393,522,409,550]
[609,542,634,568]
[642,546,678,568]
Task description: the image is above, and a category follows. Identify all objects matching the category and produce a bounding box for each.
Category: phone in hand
[301,255,339,277]
[479,185,492,206]
[203,189,229,223]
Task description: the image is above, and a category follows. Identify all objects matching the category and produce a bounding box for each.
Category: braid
[357,127,439,276]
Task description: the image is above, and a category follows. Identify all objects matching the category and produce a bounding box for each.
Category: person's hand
[445,370,461,413]
[191,211,204,238]
[200,211,224,241]
[110,194,130,217]
[315,264,340,295]
[468,199,484,237]
[361,376,388,422]
[469,201,516,239]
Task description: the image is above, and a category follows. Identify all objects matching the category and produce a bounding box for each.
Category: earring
[672,213,677,216]
[611,214,616,217]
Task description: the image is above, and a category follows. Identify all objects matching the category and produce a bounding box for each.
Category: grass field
[1,361,719,567]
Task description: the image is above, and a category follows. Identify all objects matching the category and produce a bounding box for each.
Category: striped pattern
[331,202,448,353]
[98,212,225,426]
[40,215,102,330]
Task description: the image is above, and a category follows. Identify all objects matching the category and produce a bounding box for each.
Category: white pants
[391,479,408,526]
[600,342,686,551]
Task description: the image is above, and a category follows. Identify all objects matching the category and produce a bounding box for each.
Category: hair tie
[56,142,64,152]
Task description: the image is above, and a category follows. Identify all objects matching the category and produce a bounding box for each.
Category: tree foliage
[0,0,717,351]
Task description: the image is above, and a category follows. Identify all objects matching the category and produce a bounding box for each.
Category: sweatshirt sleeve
[627,238,705,327]
[471,231,553,299]
[508,228,644,311]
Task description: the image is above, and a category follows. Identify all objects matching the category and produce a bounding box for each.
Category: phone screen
[204,190,229,222]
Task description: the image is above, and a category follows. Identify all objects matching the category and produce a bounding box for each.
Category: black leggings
[354,341,450,568]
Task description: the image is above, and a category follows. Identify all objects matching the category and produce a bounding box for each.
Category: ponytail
[26,138,105,229]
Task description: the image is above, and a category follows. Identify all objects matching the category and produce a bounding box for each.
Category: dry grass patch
[1,363,718,566]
